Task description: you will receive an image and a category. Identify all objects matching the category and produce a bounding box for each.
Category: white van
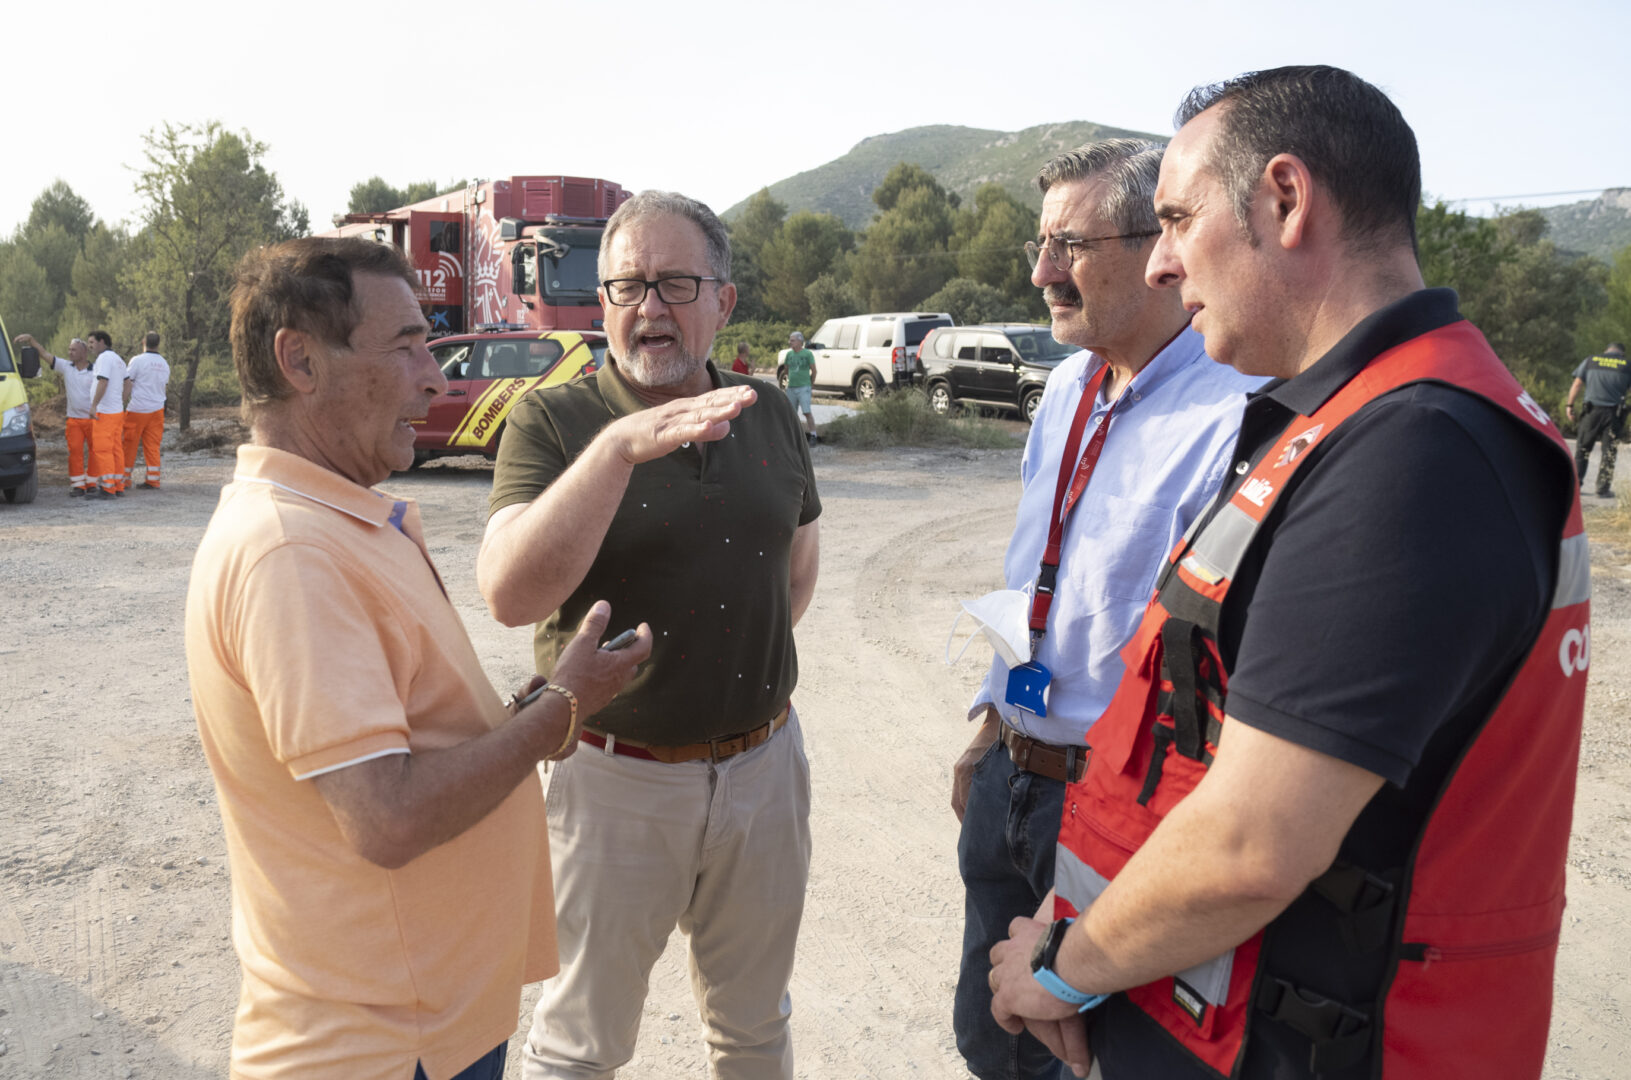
[777,311,953,400]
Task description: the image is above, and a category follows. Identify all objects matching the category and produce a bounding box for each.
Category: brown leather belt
[1001,722,1087,783]
[581,706,790,764]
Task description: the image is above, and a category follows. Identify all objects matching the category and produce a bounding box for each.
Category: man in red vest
[987,65,1587,1080]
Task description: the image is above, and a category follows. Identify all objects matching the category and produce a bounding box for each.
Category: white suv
[777,312,953,400]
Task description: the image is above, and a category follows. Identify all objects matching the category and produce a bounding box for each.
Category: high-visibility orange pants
[65,417,93,490]
[91,411,126,493]
[122,408,164,488]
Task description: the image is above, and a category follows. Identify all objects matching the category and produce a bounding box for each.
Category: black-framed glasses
[1023,232,1160,272]
[600,275,719,307]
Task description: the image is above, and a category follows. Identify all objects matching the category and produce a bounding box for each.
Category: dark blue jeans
[414,1042,506,1080]
[955,740,1071,1080]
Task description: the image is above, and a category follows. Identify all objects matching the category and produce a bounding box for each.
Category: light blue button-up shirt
[971,325,1266,746]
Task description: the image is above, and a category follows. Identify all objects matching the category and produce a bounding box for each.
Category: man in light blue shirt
[951,139,1264,1080]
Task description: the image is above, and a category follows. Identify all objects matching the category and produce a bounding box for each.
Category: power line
[1441,187,1624,204]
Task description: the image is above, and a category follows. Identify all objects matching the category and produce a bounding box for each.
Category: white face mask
[945,588,1033,669]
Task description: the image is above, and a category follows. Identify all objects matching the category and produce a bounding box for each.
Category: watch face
[1030,920,1062,972]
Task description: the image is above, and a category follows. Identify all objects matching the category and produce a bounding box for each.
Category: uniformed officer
[1565,342,1629,497]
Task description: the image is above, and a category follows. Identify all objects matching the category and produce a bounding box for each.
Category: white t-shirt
[125,351,171,413]
[52,357,98,419]
[91,350,126,414]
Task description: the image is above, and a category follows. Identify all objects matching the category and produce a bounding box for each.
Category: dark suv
[918,324,1074,422]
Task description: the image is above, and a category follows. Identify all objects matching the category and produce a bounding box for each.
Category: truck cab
[0,318,40,504]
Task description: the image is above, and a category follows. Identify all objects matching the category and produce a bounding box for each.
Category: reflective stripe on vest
[1054,319,1588,1079]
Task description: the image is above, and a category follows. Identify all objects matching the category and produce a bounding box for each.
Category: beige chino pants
[522,710,812,1080]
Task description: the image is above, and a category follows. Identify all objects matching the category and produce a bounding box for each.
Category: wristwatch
[1030,918,1111,1012]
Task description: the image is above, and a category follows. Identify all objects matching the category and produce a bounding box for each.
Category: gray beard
[617,346,705,390]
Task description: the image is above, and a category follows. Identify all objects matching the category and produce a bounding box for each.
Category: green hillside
[1540,189,1631,261]
[725,120,1167,229]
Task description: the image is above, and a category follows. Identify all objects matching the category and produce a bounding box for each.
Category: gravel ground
[0,421,1624,1079]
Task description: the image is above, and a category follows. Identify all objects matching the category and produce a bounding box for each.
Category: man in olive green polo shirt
[478,190,822,1080]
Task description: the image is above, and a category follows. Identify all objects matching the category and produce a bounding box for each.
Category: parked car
[410,328,606,466]
[777,312,953,400]
[918,324,1075,422]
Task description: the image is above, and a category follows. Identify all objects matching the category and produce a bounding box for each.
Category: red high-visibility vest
[1054,320,1588,1078]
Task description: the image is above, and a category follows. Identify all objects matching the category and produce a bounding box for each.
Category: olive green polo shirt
[490,361,820,744]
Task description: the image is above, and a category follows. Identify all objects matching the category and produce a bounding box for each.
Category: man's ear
[273,328,319,395]
[715,282,738,329]
[1262,152,1315,251]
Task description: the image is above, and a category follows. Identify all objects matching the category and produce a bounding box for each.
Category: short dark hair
[88,330,112,349]
[144,331,160,350]
[1607,342,1626,354]
[230,237,416,422]
[1175,65,1421,252]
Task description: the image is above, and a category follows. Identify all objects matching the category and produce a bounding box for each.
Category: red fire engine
[324,176,631,337]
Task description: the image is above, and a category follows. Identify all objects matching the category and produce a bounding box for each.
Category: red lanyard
[1029,363,1116,638]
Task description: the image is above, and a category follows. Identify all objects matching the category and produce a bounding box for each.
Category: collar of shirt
[232,444,412,534]
[598,357,723,416]
[1071,323,1212,417]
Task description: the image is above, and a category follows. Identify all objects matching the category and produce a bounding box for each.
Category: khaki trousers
[522,710,812,1080]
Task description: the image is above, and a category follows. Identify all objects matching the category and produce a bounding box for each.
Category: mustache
[631,317,684,342]
[1043,283,1081,307]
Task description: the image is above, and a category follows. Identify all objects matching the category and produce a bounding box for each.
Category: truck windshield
[537,228,603,303]
[0,336,13,372]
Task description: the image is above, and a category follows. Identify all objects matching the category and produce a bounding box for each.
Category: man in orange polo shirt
[186,237,748,1080]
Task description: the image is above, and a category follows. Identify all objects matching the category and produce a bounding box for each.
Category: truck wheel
[777,365,789,390]
[854,371,880,401]
[3,468,39,504]
[1021,388,1044,424]
[928,382,954,416]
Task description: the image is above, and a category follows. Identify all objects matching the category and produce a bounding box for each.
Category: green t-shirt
[784,348,815,388]
[489,360,822,744]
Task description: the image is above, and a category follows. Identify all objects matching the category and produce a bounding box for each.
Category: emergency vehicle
[325,176,630,338]
[408,328,606,467]
[0,315,40,503]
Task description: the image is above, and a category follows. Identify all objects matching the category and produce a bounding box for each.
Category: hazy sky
[9,0,1626,236]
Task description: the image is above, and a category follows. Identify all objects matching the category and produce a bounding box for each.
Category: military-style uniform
[1572,346,1630,496]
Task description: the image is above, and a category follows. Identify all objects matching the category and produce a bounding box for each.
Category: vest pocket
[1384,926,1559,1079]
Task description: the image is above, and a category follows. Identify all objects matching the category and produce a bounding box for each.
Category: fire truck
[325,176,631,337]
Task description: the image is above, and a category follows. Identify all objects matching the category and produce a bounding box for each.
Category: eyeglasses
[1023,232,1160,272]
[600,275,719,307]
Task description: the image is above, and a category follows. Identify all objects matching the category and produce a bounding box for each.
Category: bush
[710,319,808,372]
[820,388,1018,450]
[188,353,242,408]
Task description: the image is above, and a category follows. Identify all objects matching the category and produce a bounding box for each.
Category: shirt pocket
[1067,493,1173,604]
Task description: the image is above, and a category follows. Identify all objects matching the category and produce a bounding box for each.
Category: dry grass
[819,389,1020,450]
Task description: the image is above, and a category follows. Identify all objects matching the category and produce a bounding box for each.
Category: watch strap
[1032,967,1110,1012]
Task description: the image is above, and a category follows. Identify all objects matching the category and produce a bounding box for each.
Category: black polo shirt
[1091,289,1574,1079]
[489,360,820,745]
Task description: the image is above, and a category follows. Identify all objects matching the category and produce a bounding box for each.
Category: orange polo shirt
[185,445,556,1080]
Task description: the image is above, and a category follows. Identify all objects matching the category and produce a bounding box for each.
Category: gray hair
[69,337,88,350]
[1035,138,1165,249]
[598,190,732,284]
[789,331,804,343]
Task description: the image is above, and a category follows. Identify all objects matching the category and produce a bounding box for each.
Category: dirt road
[0,433,1626,1078]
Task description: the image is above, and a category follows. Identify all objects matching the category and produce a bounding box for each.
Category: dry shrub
[820,389,1018,450]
